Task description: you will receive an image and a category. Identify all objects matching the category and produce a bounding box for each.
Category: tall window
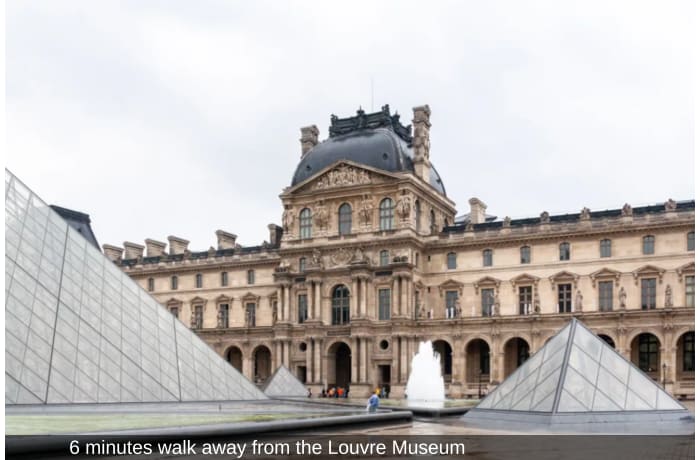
[559,242,570,261]
[169,306,179,318]
[518,286,532,315]
[147,278,154,292]
[599,281,613,311]
[688,232,695,251]
[686,276,695,307]
[641,278,656,309]
[378,288,391,320]
[415,200,421,232]
[558,284,572,313]
[520,246,531,264]
[642,235,655,255]
[171,275,178,290]
[481,289,494,317]
[338,203,352,235]
[600,239,611,258]
[479,341,490,374]
[446,291,459,318]
[299,208,312,239]
[482,249,493,267]
[299,257,306,273]
[638,334,658,372]
[246,303,256,327]
[683,332,694,372]
[221,272,228,287]
[379,198,394,230]
[195,273,203,288]
[331,285,350,325]
[298,294,308,323]
[193,305,203,329]
[219,304,229,328]
[247,269,255,285]
[379,250,390,266]
[447,252,457,270]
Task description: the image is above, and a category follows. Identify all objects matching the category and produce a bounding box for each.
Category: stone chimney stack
[102,244,123,262]
[412,105,432,183]
[215,230,237,250]
[167,235,189,255]
[123,241,145,260]
[300,125,319,157]
[268,224,283,248]
[469,197,487,225]
[144,239,167,257]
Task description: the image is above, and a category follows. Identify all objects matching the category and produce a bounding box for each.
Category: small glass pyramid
[262,365,309,398]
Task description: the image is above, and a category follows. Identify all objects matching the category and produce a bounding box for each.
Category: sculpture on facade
[619,286,627,309]
[272,302,278,324]
[190,310,198,329]
[540,211,550,223]
[492,292,501,316]
[412,105,431,161]
[455,298,462,318]
[282,207,295,233]
[359,197,373,226]
[502,216,511,228]
[665,198,677,211]
[533,291,541,313]
[575,290,583,312]
[216,308,224,329]
[313,202,329,230]
[313,165,372,190]
[396,195,412,221]
[351,247,369,263]
[580,207,591,220]
[310,248,324,269]
[621,203,633,217]
[665,284,673,307]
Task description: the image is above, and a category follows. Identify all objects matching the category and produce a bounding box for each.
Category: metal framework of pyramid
[464,319,693,433]
[5,170,267,404]
[262,365,309,398]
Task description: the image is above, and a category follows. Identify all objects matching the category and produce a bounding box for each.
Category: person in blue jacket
[367,390,380,413]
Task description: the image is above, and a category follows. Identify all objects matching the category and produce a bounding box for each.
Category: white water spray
[405,341,445,402]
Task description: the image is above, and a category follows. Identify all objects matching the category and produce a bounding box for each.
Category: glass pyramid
[5,170,267,404]
[262,365,309,398]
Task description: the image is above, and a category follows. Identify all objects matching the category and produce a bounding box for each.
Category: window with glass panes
[194,305,203,329]
[221,272,228,286]
[171,276,178,290]
[683,332,694,372]
[559,242,570,261]
[195,273,203,288]
[558,284,572,312]
[638,334,658,372]
[447,252,457,270]
[481,288,494,316]
[688,232,695,251]
[446,290,459,318]
[482,249,493,267]
[379,198,394,230]
[299,257,306,273]
[331,286,350,325]
[598,281,613,311]
[520,246,531,264]
[147,278,154,292]
[245,303,256,327]
[298,294,308,323]
[600,239,611,258]
[642,235,655,255]
[219,303,229,328]
[338,203,352,235]
[378,288,391,320]
[641,278,656,309]
[379,250,389,266]
[686,276,694,307]
[247,269,255,285]
[518,286,532,315]
[299,208,312,239]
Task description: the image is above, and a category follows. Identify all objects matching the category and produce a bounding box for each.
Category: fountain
[404,341,445,407]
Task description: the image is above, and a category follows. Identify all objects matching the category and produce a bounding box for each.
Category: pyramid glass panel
[263,365,309,398]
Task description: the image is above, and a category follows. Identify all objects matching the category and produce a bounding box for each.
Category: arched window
[338,203,352,235]
[642,235,655,255]
[379,198,394,230]
[195,273,203,288]
[638,333,659,372]
[299,208,312,239]
[683,332,694,372]
[447,252,457,270]
[379,250,390,266]
[147,278,154,292]
[520,246,531,264]
[331,285,350,325]
[600,239,612,258]
[482,249,493,267]
[299,257,306,273]
[688,232,695,251]
[559,242,570,261]
[414,200,421,232]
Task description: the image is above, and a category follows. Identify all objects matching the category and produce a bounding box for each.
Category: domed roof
[291,106,446,195]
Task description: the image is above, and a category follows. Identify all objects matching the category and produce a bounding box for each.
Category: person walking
[367,390,380,413]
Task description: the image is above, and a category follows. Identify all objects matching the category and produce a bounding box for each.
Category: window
[447,252,457,270]
[518,286,532,315]
[683,332,694,372]
[169,306,179,318]
[193,305,203,329]
[299,257,306,273]
[247,269,255,285]
[299,208,312,239]
[378,288,391,320]
[415,200,421,232]
[641,278,656,309]
[245,303,256,327]
[520,246,531,264]
[147,277,154,292]
[559,242,570,261]
[298,294,308,323]
[171,275,178,290]
[430,210,436,231]
[379,198,394,230]
[642,235,655,255]
[558,284,572,313]
[686,276,695,307]
[331,285,350,325]
[338,203,352,235]
[221,272,228,287]
[481,289,494,317]
[219,304,229,328]
[638,334,658,372]
[446,291,459,319]
[479,341,490,374]
[379,250,389,266]
[600,239,611,258]
[482,249,493,267]
[688,232,695,251]
[599,281,613,311]
[195,273,203,288]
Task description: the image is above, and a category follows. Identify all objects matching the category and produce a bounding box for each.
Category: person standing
[367,390,380,413]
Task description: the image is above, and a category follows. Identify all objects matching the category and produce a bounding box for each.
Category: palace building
[106,105,695,399]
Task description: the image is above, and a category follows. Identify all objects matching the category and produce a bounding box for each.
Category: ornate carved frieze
[330,248,353,267]
[313,201,329,230]
[312,165,372,190]
[358,195,373,226]
[396,193,412,221]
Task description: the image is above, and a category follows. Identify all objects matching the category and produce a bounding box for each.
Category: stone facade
[109,105,695,399]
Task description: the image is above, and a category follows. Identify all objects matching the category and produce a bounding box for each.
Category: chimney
[102,244,123,262]
[167,235,189,255]
[268,223,283,248]
[215,230,237,250]
[144,238,167,257]
[469,197,487,224]
[123,241,144,260]
[412,105,432,182]
[300,125,319,156]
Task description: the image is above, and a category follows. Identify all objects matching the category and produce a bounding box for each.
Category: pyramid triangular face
[262,365,308,398]
[5,171,267,404]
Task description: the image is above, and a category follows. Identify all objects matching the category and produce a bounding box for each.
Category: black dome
[291,106,446,196]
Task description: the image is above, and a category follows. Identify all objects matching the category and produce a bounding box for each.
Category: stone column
[359,338,367,383]
[243,356,253,381]
[391,337,400,384]
[274,341,282,370]
[495,351,504,383]
[284,285,291,322]
[306,340,313,383]
[276,286,283,320]
[392,277,400,317]
[400,337,409,382]
[314,282,322,321]
[314,339,322,383]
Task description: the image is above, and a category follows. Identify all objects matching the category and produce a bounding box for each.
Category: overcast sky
[7,1,693,251]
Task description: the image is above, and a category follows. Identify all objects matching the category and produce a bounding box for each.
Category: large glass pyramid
[262,365,309,398]
[464,319,693,433]
[5,170,267,404]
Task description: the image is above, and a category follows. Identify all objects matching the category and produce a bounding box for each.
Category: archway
[252,345,272,384]
[503,337,530,378]
[327,342,351,389]
[676,331,694,383]
[598,334,615,349]
[631,333,660,380]
[226,346,243,373]
[465,339,490,391]
[433,340,453,383]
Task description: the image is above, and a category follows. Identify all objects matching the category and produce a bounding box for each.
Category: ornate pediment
[165,297,183,307]
[548,271,579,289]
[589,268,622,287]
[632,265,665,284]
[509,273,540,291]
[438,279,464,296]
[189,296,208,308]
[214,294,233,304]
[241,292,260,305]
[676,262,694,281]
[473,276,501,294]
[288,161,397,195]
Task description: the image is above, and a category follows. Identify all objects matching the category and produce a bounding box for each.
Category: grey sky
[7,1,693,251]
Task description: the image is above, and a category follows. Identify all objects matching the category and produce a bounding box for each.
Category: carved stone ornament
[282,207,295,233]
[580,207,591,220]
[351,247,369,263]
[502,216,511,228]
[359,196,373,226]
[621,203,633,217]
[310,249,324,269]
[313,202,329,229]
[330,248,353,267]
[665,198,677,211]
[665,284,673,307]
[575,290,583,312]
[540,211,550,223]
[619,286,627,309]
[396,194,412,220]
[312,164,371,190]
